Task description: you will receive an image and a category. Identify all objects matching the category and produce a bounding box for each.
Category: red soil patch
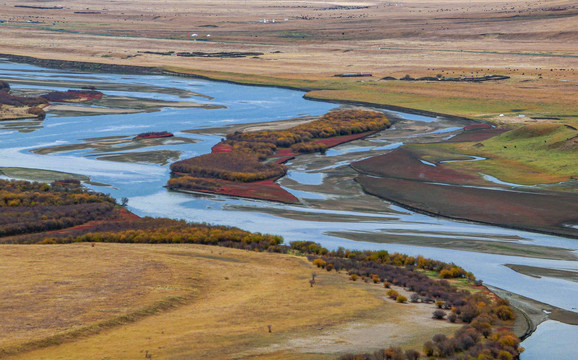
[211,143,233,153]
[352,148,480,185]
[39,207,141,236]
[273,156,295,164]
[176,177,299,204]
[463,124,493,131]
[275,148,297,157]
[41,90,103,102]
[116,207,141,221]
[446,127,509,143]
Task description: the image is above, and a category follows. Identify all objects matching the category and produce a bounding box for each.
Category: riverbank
[1,178,515,359]
[2,52,574,127]
[1,0,575,126]
[351,129,578,239]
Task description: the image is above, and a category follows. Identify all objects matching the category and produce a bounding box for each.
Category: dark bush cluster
[13,217,285,253]
[1,179,284,253]
[0,202,115,237]
[304,253,470,309]
[27,106,46,119]
[420,326,520,359]
[0,80,10,92]
[291,241,474,281]
[167,176,222,192]
[295,241,521,360]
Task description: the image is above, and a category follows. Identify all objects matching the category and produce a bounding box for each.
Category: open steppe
[0,0,576,125]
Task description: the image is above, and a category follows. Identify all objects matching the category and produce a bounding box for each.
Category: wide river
[0,59,575,358]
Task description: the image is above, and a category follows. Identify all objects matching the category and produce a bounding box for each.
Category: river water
[0,59,575,358]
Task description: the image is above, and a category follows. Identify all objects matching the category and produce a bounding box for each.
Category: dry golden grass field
[0,0,576,125]
[0,243,458,359]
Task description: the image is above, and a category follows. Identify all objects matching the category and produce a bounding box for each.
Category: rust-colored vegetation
[168,110,390,202]
[0,83,104,120]
[171,152,287,182]
[0,179,117,238]
[133,131,174,140]
[0,90,48,108]
[40,89,103,102]
[0,179,284,250]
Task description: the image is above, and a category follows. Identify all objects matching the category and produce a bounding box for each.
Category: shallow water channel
[0,59,576,358]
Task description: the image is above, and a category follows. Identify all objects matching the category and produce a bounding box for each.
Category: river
[0,59,576,358]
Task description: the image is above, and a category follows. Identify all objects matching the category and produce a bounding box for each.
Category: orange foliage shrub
[396,295,408,303]
[227,110,390,148]
[313,258,327,268]
[386,289,399,299]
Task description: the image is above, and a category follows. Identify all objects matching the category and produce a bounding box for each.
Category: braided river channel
[0,59,576,358]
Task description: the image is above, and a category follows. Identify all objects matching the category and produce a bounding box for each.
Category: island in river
[167,110,391,203]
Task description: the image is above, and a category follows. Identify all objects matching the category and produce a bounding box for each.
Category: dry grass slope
[0,243,458,360]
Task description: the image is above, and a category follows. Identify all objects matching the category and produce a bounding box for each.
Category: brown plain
[0,243,458,359]
[0,0,576,124]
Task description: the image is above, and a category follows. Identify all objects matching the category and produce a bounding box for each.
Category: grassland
[449,124,577,184]
[0,0,575,126]
[0,243,459,359]
[403,123,577,186]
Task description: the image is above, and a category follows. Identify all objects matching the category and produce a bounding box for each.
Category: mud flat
[183,114,321,135]
[94,150,182,166]
[0,167,110,186]
[355,175,578,239]
[45,104,142,116]
[506,264,578,283]
[329,230,577,261]
[31,136,196,155]
[0,105,43,121]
